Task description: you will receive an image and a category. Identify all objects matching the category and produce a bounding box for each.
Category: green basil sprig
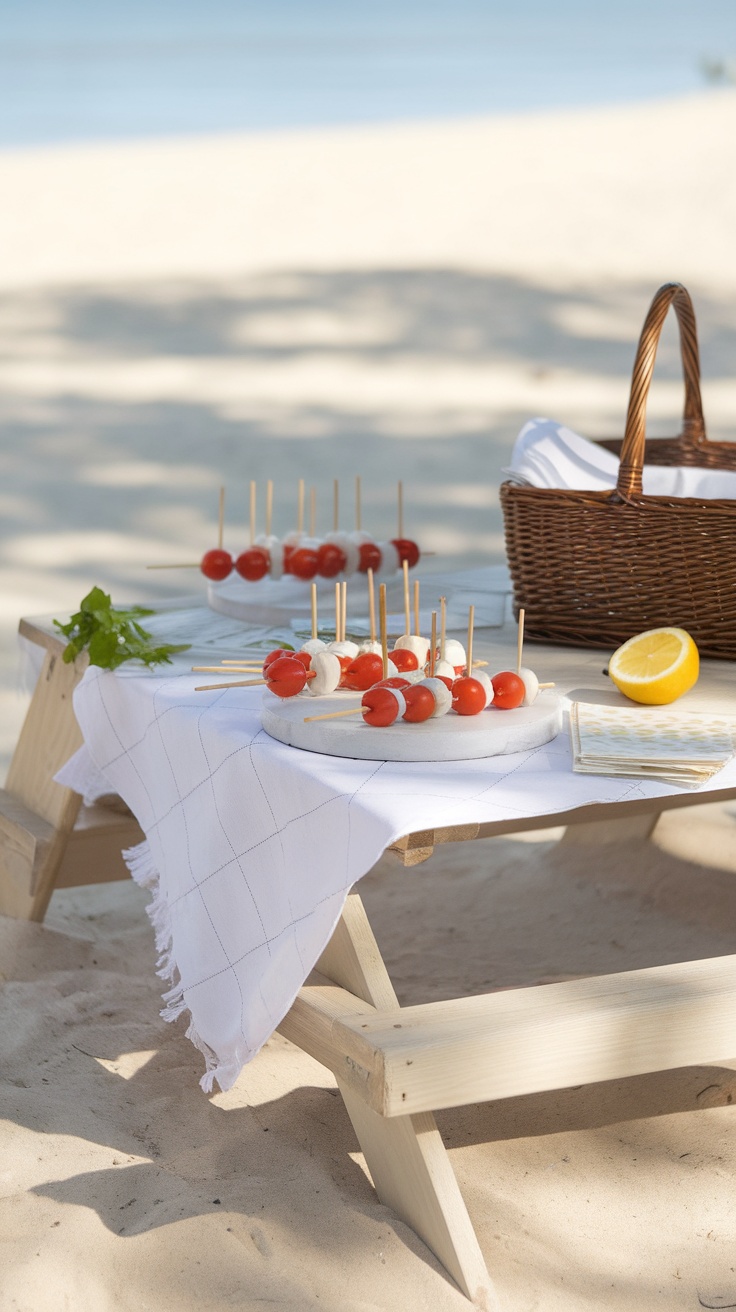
[54,587,190,670]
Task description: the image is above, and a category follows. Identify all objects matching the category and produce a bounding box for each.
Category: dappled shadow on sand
[2,268,735,610]
[2,814,736,1303]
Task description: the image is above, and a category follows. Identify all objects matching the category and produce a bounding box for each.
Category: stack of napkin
[570,701,736,789]
[505,418,736,499]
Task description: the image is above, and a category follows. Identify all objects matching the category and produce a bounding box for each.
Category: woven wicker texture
[501,283,736,659]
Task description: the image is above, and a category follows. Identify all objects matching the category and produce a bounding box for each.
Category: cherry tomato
[289,547,319,580]
[265,655,308,699]
[451,676,487,716]
[282,542,295,573]
[402,684,435,722]
[361,686,403,726]
[342,652,384,691]
[262,648,293,672]
[293,650,312,671]
[234,547,269,581]
[317,541,347,578]
[200,548,233,581]
[436,675,454,691]
[334,653,355,687]
[358,540,382,572]
[391,538,420,568]
[372,676,412,690]
[490,670,525,710]
[390,647,420,672]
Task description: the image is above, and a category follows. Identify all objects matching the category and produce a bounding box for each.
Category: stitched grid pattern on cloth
[65,667,736,1092]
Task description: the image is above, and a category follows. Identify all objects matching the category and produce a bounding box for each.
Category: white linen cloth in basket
[55,662,736,1094]
[505,418,736,497]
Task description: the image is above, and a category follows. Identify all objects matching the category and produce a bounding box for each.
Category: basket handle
[616,282,706,499]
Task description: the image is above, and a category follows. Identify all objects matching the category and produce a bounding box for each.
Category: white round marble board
[260,690,563,763]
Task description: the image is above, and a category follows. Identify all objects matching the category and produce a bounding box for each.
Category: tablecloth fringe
[123,838,223,1093]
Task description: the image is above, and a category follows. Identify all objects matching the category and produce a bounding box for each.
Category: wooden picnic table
[2,601,736,1307]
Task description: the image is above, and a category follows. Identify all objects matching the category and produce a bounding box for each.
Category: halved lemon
[608,627,699,705]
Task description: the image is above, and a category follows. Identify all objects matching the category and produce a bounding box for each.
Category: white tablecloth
[56,657,736,1094]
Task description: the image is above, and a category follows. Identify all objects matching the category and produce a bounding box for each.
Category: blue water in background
[1,0,735,148]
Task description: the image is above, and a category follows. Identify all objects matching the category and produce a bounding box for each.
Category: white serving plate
[261,691,562,763]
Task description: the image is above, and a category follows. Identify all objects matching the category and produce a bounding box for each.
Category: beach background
[2,4,736,1308]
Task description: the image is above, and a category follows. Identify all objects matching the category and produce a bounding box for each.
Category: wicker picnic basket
[500,282,736,659]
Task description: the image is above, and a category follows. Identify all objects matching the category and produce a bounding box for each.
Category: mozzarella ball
[443,639,467,672]
[324,530,360,576]
[417,677,452,718]
[401,666,428,685]
[473,670,495,707]
[306,650,342,696]
[518,666,540,706]
[256,533,283,580]
[358,639,383,655]
[376,540,400,576]
[394,634,431,665]
[433,658,456,680]
[329,639,360,660]
[300,638,328,658]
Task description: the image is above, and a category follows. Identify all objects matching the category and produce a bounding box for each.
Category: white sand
[2,92,736,1310]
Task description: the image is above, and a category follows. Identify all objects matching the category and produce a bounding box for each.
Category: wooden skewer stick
[367,567,376,643]
[397,479,404,540]
[335,582,341,643]
[195,677,266,691]
[466,605,475,677]
[439,596,447,662]
[413,579,420,637]
[517,607,525,675]
[218,486,225,551]
[297,478,305,535]
[304,705,363,723]
[538,682,556,690]
[196,670,317,692]
[333,478,339,532]
[341,580,347,645]
[430,611,437,677]
[379,583,389,679]
[249,480,256,546]
[311,582,318,641]
[310,486,316,538]
[402,559,411,635]
[266,479,273,538]
[218,663,265,669]
[191,665,262,673]
[355,474,361,532]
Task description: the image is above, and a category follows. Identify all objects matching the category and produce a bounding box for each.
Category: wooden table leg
[308,894,500,1309]
[0,649,84,920]
[0,646,142,921]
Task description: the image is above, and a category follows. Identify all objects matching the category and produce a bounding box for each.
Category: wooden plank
[386,789,736,857]
[6,648,84,831]
[1,638,91,919]
[339,1091,499,1309]
[55,804,144,888]
[0,789,57,919]
[315,892,400,1010]
[0,791,55,873]
[17,618,66,657]
[278,976,374,1078]
[283,894,500,1307]
[327,955,736,1119]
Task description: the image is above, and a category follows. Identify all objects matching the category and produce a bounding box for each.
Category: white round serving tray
[261,691,563,762]
[207,574,333,622]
